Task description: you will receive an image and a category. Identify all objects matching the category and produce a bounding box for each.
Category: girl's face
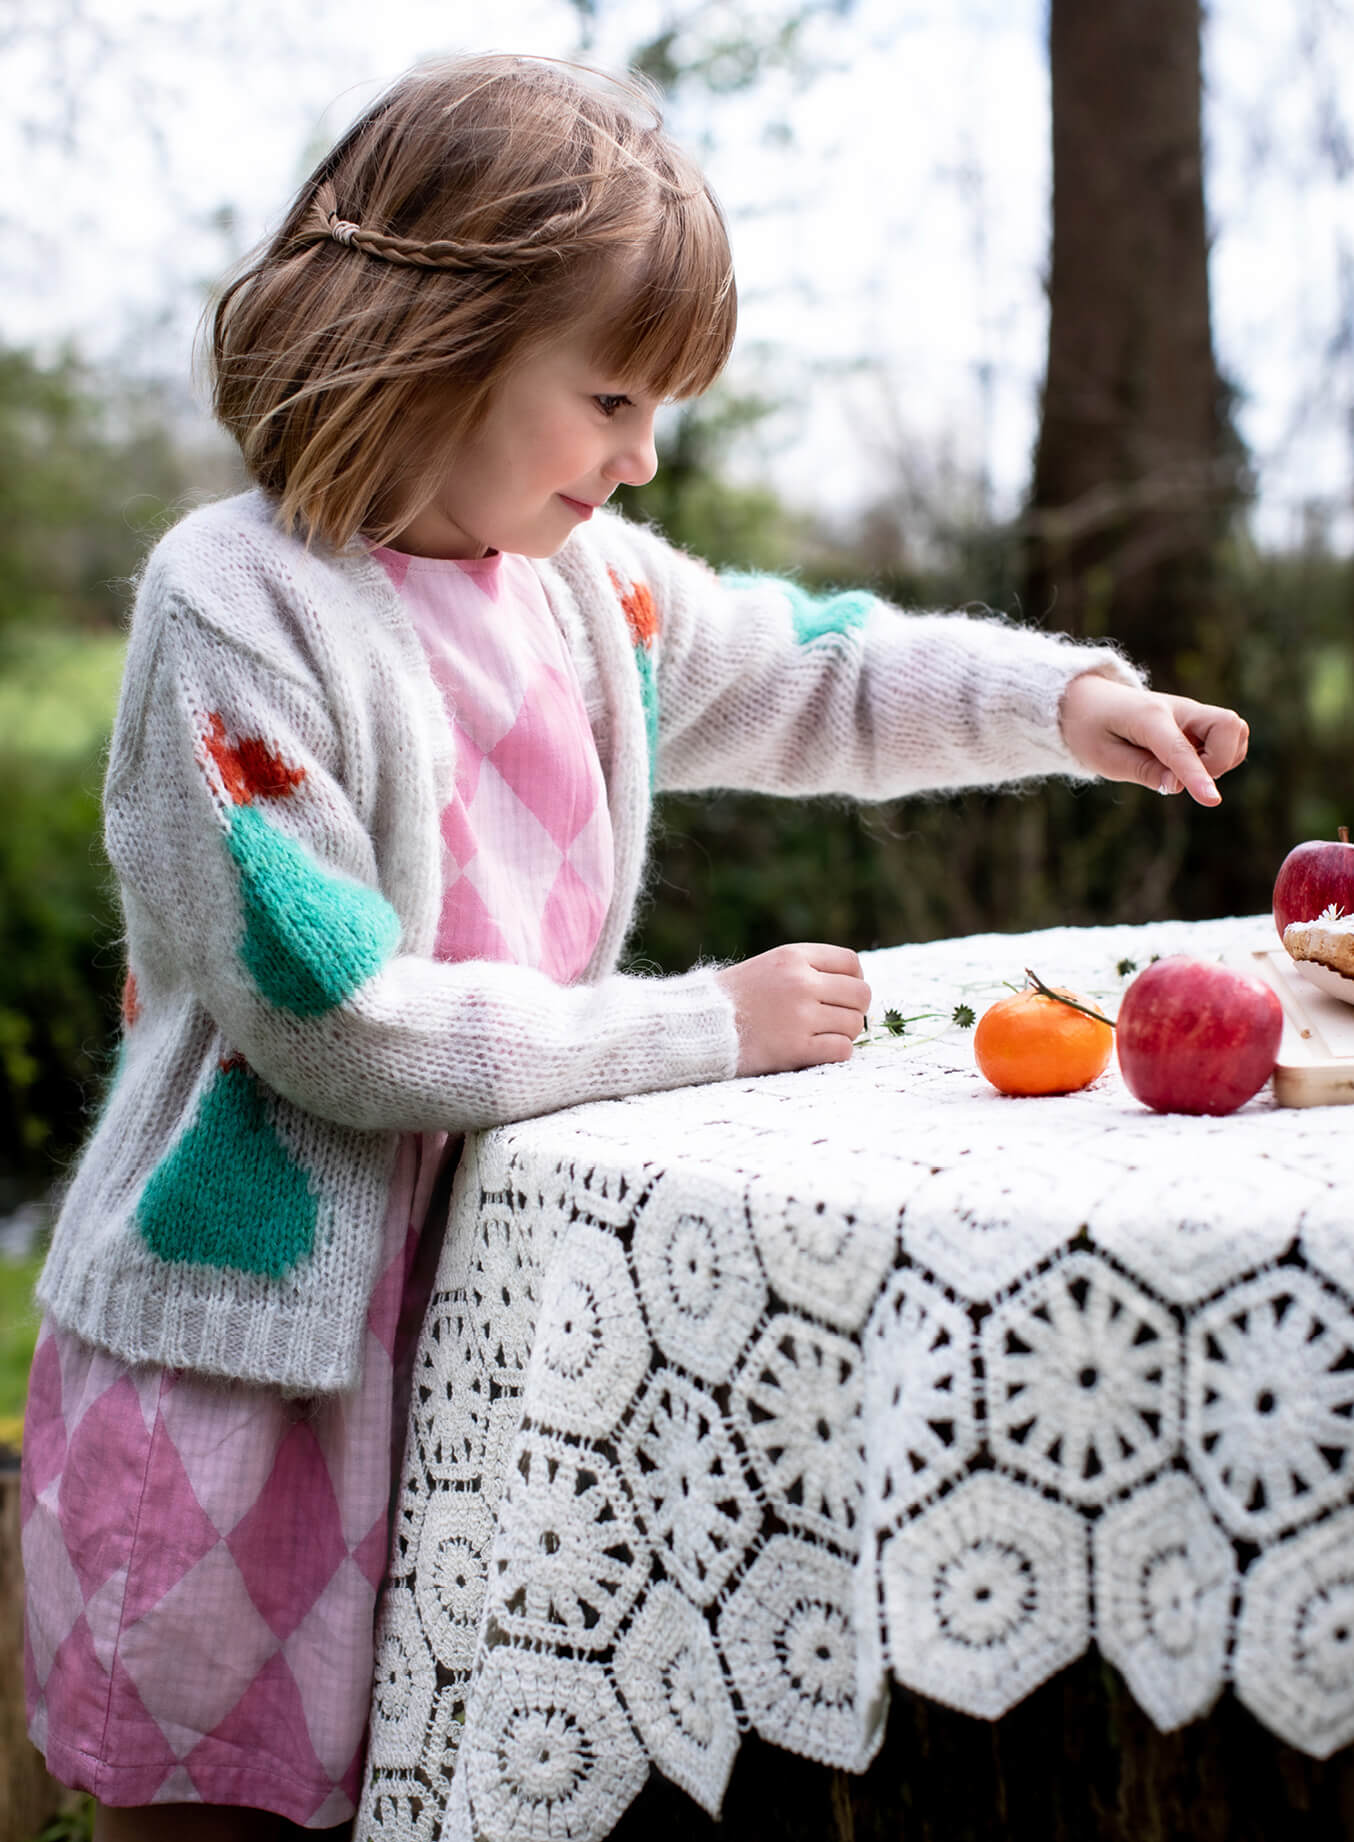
[390,328,661,559]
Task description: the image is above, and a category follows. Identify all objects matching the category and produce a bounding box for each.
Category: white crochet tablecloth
[357,914,1354,1841]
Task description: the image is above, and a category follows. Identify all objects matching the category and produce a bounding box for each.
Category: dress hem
[33,1727,359,1827]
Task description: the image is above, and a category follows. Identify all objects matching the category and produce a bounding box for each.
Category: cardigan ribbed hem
[36,1257,361,1394]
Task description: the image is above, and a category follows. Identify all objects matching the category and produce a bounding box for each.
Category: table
[356,915,1354,1842]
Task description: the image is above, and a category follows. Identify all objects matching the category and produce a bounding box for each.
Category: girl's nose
[606,413,659,488]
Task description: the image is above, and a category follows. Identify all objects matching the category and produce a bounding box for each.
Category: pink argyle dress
[22,546,614,1824]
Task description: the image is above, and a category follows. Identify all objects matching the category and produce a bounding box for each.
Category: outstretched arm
[567,514,1149,803]
[1059,674,1250,805]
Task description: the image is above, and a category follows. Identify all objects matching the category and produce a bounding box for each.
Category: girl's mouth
[559,495,595,519]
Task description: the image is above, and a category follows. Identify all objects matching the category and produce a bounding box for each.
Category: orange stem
[1023,967,1116,1029]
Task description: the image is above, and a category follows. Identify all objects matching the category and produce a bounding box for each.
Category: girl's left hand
[1059,673,1250,806]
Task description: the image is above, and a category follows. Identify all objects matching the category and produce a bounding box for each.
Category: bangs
[589,182,737,402]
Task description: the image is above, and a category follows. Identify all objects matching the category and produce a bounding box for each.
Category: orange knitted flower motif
[203,712,307,805]
[609,569,658,648]
[121,971,142,1029]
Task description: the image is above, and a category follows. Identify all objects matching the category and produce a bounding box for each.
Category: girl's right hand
[717,944,871,1076]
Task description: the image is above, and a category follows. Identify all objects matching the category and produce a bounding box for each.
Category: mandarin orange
[973,986,1114,1096]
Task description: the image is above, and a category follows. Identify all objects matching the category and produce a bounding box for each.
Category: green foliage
[0,684,123,1179]
[629,520,1354,971]
[0,625,126,761]
[2,338,1351,1194]
[32,1797,94,1842]
[0,341,196,1184]
[0,1249,45,1436]
[0,345,186,636]
[570,0,861,99]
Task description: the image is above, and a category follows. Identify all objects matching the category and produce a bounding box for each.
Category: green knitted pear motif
[200,712,401,1017]
[632,645,659,780]
[137,1059,318,1276]
[722,572,876,645]
[226,803,401,1017]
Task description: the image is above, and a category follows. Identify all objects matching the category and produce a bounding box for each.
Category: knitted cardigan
[37,490,1140,1393]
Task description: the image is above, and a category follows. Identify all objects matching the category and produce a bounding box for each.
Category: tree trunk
[0,1456,73,1842]
[1026,0,1231,688]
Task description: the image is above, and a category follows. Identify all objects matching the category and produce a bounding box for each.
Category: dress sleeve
[105,594,737,1134]
[596,519,1145,800]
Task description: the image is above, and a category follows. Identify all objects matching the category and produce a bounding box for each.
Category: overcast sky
[6,0,1352,547]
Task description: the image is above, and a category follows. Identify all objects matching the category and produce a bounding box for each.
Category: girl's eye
[594,394,630,418]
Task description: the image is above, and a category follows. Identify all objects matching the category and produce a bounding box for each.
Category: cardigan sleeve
[104,593,737,1135]
[590,516,1145,800]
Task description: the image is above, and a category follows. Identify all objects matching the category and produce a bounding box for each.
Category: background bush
[1,364,1351,1192]
[0,631,127,1178]
[623,431,1354,970]
[0,346,198,1192]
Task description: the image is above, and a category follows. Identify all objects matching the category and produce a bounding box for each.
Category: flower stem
[1023,967,1116,1028]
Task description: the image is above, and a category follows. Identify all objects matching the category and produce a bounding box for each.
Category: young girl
[22,52,1247,1841]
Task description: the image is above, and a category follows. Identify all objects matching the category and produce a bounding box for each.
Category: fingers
[804,942,867,978]
[1150,698,1250,804]
[1143,709,1221,804]
[1088,720,1214,802]
[1061,675,1249,806]
[716,944,871,1076]
[787,948,871,1034]
[816,1005,870,1042]
[816,968,872,1013]
[1174,700,1250,778]
[1099,699,1245,806]
[809,1032,856,1065]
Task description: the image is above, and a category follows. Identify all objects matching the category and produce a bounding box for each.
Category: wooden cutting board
[1249,945,1354,1107]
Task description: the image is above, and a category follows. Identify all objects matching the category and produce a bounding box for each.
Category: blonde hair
[209,55,737,550]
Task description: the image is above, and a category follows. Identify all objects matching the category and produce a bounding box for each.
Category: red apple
[1116,957,1282,1116]
[1273,826,1354,939]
